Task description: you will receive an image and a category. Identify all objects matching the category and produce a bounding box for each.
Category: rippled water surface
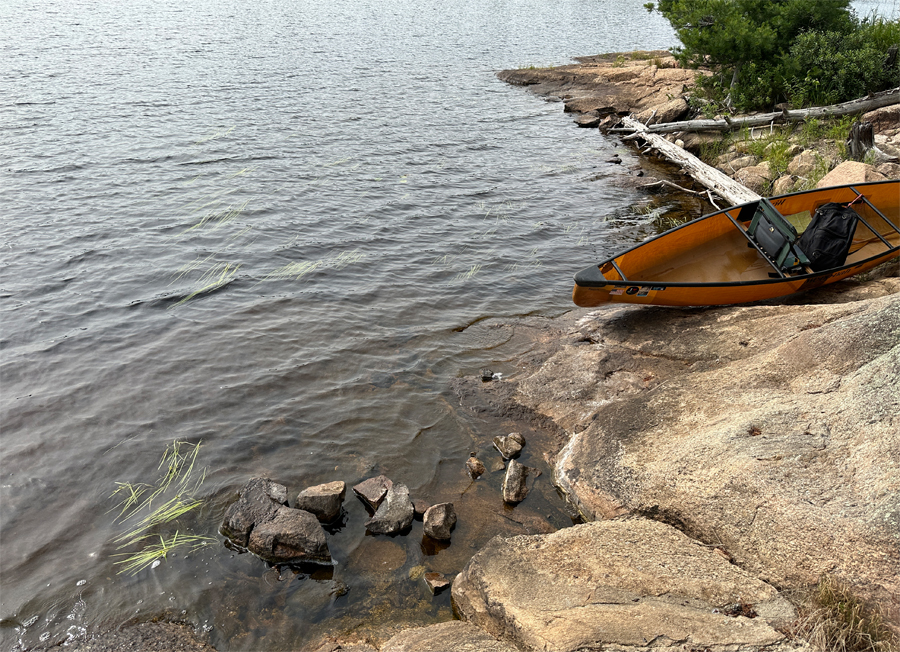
[0,0,684,649]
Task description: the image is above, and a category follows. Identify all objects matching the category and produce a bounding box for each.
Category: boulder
[452,518,796,652]
[423,502,457,540]
[862,103,900,133]
[875,162,900,179]
[734,162,774,194]
[787,149,819,177]
[381,621,518,652]
[634,97,689,125]
[295,480,345,523]
[492,432,525,460]
[817,160,888,188]
[365,483,414,535]
[247,505,331,564]
[771,175,796,195]
[220,477,288,548]
[352,475,393,511]
[501,459,538,504]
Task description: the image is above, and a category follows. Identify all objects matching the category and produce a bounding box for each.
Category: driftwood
[609,87,899,135]
[620,116,761,206]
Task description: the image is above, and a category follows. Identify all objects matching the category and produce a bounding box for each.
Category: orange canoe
[572,179,900,307]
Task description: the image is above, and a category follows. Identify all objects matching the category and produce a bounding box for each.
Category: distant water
[0,0,888,649]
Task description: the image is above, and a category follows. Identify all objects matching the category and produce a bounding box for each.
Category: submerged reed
[109,440,214,575]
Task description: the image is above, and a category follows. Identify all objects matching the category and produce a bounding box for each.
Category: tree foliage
[646,0,898,110]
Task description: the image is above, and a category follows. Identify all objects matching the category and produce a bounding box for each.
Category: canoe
[572,179,900,307]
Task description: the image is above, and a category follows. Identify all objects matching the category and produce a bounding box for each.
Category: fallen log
[619,116,761,206]
[609,87,899,134]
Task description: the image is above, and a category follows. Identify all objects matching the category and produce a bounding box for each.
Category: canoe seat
[741,199,810,273]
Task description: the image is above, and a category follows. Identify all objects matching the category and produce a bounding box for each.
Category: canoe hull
[573,180,900,307]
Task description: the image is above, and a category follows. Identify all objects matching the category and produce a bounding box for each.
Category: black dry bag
[796,202,859,272]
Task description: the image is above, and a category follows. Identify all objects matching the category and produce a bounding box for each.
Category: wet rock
[247,505,331,564]
[423,572,451,595]
[412,498,430,519]
[480,368,494,382]
[492,432,525,460]
[452,518,796,652]
[573,111,601,128]
[423,502,457,540]
[381,620,518,652]
[352,475,393,511]
[294,480,345,523]
[220,477,288,548]
[365,483,414,535]
[465,453,485,479]
[502,459,538,504]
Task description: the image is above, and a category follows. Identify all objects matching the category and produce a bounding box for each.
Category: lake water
[0,0,890,649]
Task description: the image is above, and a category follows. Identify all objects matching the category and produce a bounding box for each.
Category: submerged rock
[423,502,456,540]
[492,432,525,459]
[295,480,345,523]
[365,483,414,535]
[352,475,393,511]
[423,572,451,595]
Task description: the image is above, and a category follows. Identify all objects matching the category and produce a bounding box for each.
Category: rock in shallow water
[295,480,345,523]
[365,483,414,535]
[352,475,393,511]
[502,459,538,504]
[465,453,486,479]
[248,506,331,564]
[423,502,456,540]
[492,432,525,460]
[220,477,289,548]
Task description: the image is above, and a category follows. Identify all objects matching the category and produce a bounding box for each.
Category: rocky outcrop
[498,52,698,118]
[452,518,797,652]
[512,280,900,615]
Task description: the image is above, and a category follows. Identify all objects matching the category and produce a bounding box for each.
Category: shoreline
[48,52,899,652]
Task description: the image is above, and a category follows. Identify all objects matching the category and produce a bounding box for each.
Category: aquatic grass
[114,533,214,576]
[109,440,213,575]
[259,249,365,284]
[171,262,241,308]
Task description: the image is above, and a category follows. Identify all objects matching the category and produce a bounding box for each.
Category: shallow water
[0,0,887,649]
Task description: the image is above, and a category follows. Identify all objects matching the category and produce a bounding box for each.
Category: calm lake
[0,0,892,649]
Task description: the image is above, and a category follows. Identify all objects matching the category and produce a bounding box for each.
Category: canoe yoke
[739,199,810,276]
